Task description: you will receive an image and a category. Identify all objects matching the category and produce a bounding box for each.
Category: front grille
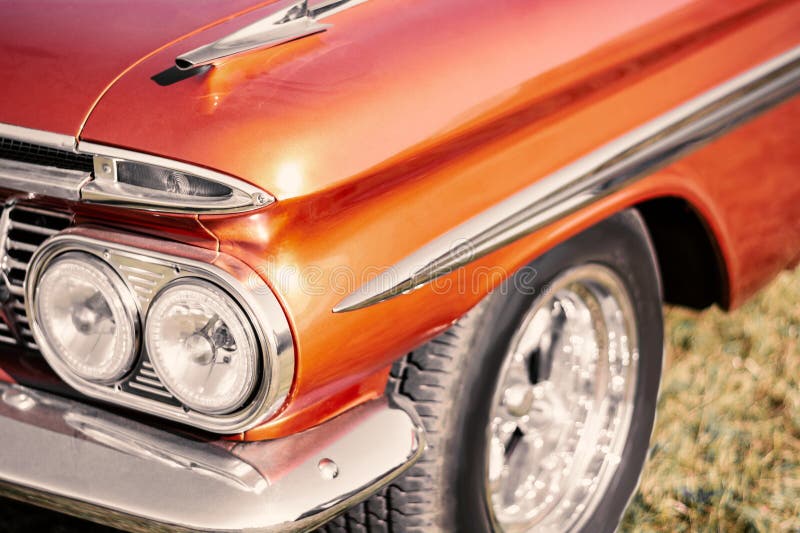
[125,359,179,405]
[0,137,93,172]
[0,204,73,350]
[116,264,178,403]
[0,205,178,404]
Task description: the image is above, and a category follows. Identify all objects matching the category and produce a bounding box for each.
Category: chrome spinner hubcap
[486,264,639,532]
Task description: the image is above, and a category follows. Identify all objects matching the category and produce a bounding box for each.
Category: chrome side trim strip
[333,45,800,313]
[0,158,91,201]
[0,123,77,151]
[0,383,424,532]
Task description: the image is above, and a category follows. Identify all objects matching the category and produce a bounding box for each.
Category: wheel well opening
[635,197,728,310]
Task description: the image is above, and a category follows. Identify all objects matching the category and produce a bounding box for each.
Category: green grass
[621,268,800,532]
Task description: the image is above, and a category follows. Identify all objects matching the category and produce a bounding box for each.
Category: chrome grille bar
[0,204,72,351]
[0,204,178,407]
[0,158,91,201]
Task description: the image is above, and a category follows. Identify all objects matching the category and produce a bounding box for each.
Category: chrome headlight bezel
[25,232,294,434]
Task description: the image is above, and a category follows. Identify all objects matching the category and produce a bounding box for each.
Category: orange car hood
[0,0,277,136]
[78,0,562,201]
[79,0,696,201]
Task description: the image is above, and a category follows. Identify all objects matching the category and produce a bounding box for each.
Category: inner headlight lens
[34,252,138,383]
[145,279,259,415]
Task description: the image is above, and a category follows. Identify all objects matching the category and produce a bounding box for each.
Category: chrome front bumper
[0,381,424,532]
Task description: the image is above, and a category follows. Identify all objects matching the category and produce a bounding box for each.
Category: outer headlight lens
[34,252,138,383]
[145,279,259,415]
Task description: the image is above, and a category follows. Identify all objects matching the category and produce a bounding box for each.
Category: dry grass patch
[621,268,800,532]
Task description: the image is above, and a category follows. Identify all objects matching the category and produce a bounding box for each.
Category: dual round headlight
[146,280,258,414]
[36,253,138,383]
[32,251,260,416]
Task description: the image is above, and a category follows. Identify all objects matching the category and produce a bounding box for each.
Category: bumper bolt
[318,458,339,480]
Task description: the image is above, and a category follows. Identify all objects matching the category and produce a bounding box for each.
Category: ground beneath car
[1,268,798,531]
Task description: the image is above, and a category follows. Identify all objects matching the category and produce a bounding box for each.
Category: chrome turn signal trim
[0,123,273,214]
[79,142,274,214]
[25,232,295,434]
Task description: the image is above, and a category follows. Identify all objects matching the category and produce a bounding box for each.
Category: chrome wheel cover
[486,264,639,532]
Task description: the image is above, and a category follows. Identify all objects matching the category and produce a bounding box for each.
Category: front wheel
[324,210,663,533]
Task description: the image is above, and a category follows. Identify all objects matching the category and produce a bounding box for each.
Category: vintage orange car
[0,0,798,531]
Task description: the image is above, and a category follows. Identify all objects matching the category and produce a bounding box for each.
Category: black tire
[320,210,663,533]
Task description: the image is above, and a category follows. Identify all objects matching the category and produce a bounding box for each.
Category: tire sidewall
[447,211,664,533]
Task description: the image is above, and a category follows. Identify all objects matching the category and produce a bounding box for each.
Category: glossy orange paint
[76,0,800,439]
[234,97,800,441]
[4,0,800,440]
[0,0,285,136]
[204,0,799,439]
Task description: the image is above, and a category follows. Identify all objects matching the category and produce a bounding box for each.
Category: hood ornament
[175,0,362,71]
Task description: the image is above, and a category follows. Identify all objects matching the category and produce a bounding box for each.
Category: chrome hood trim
[0,123,274,213]
[0,382,424,532]
[334,44,800,312]
[175,0,367,71]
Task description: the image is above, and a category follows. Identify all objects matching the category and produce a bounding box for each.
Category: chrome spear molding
[175,0,367,71]
[334,45,800,313]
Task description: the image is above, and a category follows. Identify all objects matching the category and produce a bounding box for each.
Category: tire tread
[317,301,490,533]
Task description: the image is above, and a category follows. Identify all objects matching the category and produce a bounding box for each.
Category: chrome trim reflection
[62,410,269,493]
[0,123,77,151]
[0,205,22,345]
[0,382,424,532]
[0,123,273,214]
[334,45,800,312]
[0,158,91,201]
[175,0,330,71]
[25,233,295,434]
[311,0,369,19]
[174,0,368,71]
[79,142,274,213]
